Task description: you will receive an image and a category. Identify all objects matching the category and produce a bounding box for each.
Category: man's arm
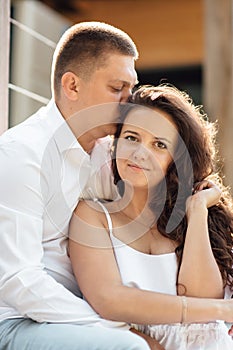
[0,143,100,324]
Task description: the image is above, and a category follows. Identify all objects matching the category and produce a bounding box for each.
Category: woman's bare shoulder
[73,199,106,227]
[70,200,113,247]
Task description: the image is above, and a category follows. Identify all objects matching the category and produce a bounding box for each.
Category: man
[0,21,166,350]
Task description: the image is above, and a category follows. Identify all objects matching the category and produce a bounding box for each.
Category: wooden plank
[64,0,204,69]
[203,0,233,189]
[0,0,10,134]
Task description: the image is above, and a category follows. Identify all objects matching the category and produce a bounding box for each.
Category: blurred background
[39,0,203,103]
[8,0,204,123]
[1,0,233,188]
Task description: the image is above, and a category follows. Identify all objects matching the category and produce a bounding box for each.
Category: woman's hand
[193,180,221,207]
[130,328,165,350]
[228,324,233,337]
[186,180,221,217]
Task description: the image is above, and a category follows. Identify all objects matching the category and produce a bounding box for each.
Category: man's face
[77,53,138,109]
[66,53,138,140]
[70,53,138,137]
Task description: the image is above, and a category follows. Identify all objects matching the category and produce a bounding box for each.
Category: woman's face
[116,107,178,190]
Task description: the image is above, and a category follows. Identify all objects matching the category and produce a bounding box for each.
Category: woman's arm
[69,200,233,325]
[178,180,224,298]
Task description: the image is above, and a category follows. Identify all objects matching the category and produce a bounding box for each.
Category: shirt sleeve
[0,142,101,324]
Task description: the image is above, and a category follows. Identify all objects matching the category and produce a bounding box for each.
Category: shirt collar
[44,100,86,155]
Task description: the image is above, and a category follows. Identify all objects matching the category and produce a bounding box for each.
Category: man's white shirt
[0,100,118,324]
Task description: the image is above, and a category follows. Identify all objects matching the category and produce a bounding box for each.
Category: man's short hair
[51,21,138,99]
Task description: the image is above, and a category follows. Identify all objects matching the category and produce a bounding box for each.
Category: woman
[69,85,233,349]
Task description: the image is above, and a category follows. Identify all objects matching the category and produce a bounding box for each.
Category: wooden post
[203,0,233,190]
[0,0,10,134]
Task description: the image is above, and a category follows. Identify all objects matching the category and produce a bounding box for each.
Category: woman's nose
[132,144,149,161]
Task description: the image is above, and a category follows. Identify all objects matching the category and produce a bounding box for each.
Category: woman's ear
[61,72,79,101]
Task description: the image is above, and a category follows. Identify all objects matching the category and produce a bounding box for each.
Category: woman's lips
[127,162,149,171]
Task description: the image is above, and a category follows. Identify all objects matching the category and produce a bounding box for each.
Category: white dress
[97,201,233,350]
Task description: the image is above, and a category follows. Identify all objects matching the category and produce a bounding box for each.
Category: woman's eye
[154,141,167,149]
[125,135,138,142]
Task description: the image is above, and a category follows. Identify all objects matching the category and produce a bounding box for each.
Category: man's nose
[120,88,132,102]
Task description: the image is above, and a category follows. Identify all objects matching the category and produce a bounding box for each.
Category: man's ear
[61,72,80,101]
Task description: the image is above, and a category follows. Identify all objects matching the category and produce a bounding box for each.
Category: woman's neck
[116,182,155,228]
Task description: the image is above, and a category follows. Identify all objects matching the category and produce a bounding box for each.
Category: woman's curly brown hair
[112,84,233,290]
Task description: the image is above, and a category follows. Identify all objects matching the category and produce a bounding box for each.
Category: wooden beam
[62,0,204,69]
[0,0,10,134]
[203,0,233,190]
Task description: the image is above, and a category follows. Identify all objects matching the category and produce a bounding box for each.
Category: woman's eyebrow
[122,130,139,136]
[153,136,172,145]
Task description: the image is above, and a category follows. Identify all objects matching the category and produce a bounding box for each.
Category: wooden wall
[40,0,233,191]
[203,0,233,189]
[50,0,204,70]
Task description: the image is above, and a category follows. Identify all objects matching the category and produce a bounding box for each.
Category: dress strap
[94,200,113,236]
